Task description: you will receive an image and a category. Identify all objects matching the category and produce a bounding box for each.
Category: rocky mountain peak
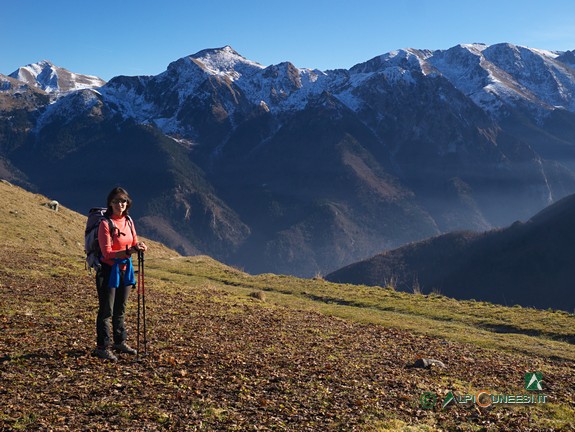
[9,60,106,95]
[349,48,437,80]
[186,45,265,81]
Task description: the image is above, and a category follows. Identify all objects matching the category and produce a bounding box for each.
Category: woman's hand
[135,242,148,252]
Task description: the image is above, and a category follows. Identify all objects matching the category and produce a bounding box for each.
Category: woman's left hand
[135,242,148,252]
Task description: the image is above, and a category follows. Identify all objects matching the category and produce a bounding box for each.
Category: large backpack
[84,208,134,271]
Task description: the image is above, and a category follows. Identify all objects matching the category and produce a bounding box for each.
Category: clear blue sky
[2,0,575,81]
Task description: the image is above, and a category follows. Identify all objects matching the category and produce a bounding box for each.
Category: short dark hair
[105,187,132,217]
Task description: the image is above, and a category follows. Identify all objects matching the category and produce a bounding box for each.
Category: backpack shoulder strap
[105,216,134,240]
[107,218,116,239]
[126,215,136,239]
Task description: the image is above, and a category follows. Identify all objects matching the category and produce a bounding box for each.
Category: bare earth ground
[1,248,574,431]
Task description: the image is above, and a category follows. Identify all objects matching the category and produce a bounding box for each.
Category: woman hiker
[93,187,148,361]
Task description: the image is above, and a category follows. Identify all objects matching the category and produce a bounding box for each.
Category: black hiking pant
[95,264,133,348]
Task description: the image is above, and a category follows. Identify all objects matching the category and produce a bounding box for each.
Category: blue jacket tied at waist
[108,257,136,289]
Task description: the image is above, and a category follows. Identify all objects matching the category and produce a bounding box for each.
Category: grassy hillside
[1,181,574,431]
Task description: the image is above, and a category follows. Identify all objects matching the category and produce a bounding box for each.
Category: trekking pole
[136,249,142,361]
[140,249,147,355]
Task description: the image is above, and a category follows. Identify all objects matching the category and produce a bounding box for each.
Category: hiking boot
[113,342,137,355]
[92,347,118,362]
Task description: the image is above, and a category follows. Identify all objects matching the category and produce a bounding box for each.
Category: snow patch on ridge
[34,89,103,132]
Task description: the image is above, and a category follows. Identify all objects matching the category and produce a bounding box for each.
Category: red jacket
[97,214,138,268]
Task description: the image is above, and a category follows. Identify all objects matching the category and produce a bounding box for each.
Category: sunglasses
[111,198,128,205]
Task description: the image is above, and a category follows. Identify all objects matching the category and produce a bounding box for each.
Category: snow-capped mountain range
[95,43,575,126]
[11,43,574,133]
[2,42,575,277]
